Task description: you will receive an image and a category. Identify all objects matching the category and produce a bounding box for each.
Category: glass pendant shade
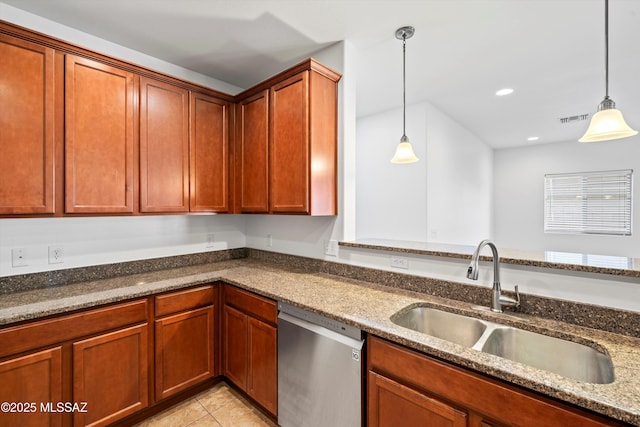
[579,104,638,142]
[579,0,637,143]
[391,136,419,163]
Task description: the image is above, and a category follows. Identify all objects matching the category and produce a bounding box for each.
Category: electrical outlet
[390,255,409,269]
[48,245,64,264]
[11,248,27,267]
[205,233,215,249]
[324,240,338,256]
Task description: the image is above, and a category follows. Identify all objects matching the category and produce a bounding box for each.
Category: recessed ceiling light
[495,88,514,96]
[527,136,539,141]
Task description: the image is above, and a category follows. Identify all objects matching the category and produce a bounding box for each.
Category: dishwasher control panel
[278,301,362,341]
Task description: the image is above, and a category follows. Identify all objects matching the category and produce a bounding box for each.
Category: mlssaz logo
[40,402,88,413]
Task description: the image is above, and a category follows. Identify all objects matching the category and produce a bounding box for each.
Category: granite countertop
[1,258,639,425]
[341,238,640,278]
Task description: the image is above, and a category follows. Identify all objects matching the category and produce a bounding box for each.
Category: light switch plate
[324,240,338,256]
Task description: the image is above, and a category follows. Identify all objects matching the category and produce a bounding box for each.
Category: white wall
[356,101,493,245]
[0,4,247,278]
[356,103,428,240]
[0,216,247,276]
[494,136,640,258]
[425,103,493,245]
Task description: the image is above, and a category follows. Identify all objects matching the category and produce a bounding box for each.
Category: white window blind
[544,170,633,236]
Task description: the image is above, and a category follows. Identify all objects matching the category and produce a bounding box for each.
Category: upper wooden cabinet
[65,55,137,214]
[140,77,190,213]
[236,59,341,216]
[0,34,57,215]
[270,72,310,213]
[235,90,270,213]
[1,22,340,217]
[190,92,230,212]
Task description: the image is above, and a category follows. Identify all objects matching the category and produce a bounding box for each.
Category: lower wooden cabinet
[222,285,277,416]
[368,336,625,427]
[155,305,215,400]
[247,317,277,414]
[223,304,248,387]
[0,347,63,427]
[73,324,149,427]
[0,284,220,426]
[222,304,278,416]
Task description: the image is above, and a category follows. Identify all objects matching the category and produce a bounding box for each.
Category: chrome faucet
[466,239,520,313]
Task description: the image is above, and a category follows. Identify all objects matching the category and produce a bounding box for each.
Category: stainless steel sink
[480,327,614,384]
[391,306,487,347]
[391,305,615,384]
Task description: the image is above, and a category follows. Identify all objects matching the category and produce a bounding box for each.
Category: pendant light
[391,26,419,163]
[579,0,637,142]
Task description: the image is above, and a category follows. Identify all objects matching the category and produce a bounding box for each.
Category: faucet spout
[467,239,519,313]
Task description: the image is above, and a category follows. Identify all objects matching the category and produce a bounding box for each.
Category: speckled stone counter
[1,255,639,425]
[341,238,640,278]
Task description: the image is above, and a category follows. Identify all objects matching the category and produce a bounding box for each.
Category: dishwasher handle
[278,311,364,350]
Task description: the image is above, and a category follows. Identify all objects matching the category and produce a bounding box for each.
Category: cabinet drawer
[224,285,277,325]
[0,299,148,359]
[155,285,215,317]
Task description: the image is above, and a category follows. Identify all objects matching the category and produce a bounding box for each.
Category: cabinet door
[140,77,189,212]
[269,71,309,214]
[155,306,214,400]
[248,317,277,416]
[0,34,56,214]
[223,305,248,390]
[65,55,136,213]
[0,347,63,427]
[73,324,148,427]
[369,371,467,427]
[236,90,269,213]
[190,92,229,212]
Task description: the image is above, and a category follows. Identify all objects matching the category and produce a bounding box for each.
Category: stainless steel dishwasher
[277,302,365,427]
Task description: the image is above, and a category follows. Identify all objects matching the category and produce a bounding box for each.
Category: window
[544,170,632,236]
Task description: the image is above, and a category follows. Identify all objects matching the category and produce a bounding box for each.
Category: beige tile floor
[134,382,279,427]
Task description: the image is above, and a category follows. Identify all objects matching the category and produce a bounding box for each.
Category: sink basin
[391,306,487,347]
[391,305,615,384]
[480,327,614,384]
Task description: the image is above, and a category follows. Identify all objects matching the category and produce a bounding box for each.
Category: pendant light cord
[604,0,609,99]
[402,34,407,138]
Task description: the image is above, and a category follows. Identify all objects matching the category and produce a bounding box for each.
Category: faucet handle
[497,285,521,311]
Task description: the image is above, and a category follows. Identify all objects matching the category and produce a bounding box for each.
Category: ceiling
[2,0,640,149]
